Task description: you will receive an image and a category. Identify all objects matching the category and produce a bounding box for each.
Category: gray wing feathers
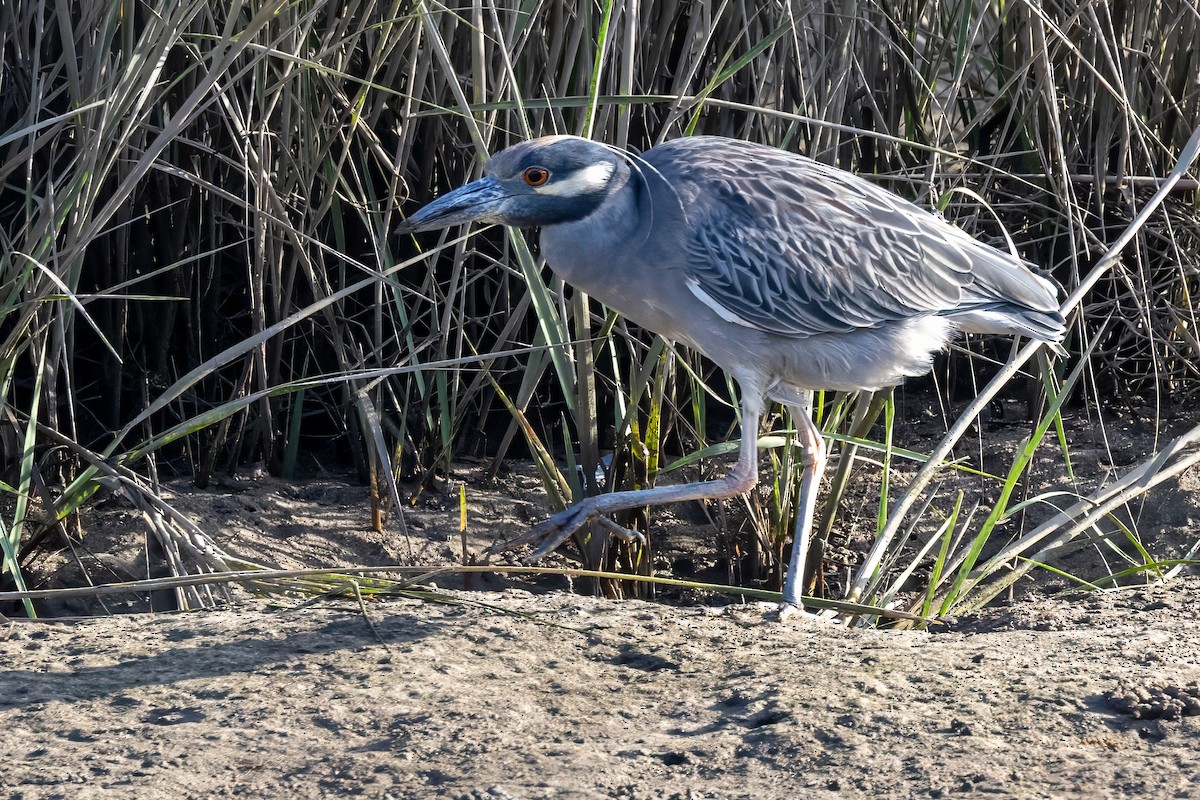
[687,206,964,336]
[654,137,1065,343]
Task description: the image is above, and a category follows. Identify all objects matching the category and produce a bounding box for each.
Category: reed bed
[1,0,1198,621]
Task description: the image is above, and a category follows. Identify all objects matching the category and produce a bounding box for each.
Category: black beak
[395,176,508,234]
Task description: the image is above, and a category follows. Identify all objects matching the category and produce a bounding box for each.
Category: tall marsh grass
[1,0,1198,619]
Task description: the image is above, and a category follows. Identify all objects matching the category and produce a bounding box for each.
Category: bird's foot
[777,602,811,622]
[778,603,842,624]
[485,500,646,561]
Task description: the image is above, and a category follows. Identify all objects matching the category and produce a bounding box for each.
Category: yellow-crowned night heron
[398,135,1067,609]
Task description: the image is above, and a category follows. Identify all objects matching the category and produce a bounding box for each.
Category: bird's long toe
[594,516,647,546]
[483,504,595,559]
[525,506,594,560]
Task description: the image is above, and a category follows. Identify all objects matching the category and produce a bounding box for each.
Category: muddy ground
[3,405,1200,799]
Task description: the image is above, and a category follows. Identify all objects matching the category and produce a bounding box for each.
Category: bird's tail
[950,233,1068,350]
[945,304,1067,350]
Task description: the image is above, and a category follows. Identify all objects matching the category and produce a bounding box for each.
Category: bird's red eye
[523,166,550,187]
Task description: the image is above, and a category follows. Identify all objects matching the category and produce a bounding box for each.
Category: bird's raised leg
[489,400,763,560]
[782,401,827,610]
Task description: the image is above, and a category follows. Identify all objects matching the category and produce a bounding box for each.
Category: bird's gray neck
[534,164,699,346]
[539,168,648,292]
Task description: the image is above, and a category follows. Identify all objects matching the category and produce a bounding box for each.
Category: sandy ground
[3,584,1200,799]
[4,405,1200,799]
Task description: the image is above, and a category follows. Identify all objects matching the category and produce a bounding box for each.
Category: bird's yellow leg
[488,401,763,561]
[781,403,827,610]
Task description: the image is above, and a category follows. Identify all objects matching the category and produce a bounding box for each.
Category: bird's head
[396,136,629,233]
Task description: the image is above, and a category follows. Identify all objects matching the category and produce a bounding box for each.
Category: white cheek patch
[534,162,615,196]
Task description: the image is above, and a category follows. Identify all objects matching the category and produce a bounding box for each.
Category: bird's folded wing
[681,160,977,339]
[658,138,981,339]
